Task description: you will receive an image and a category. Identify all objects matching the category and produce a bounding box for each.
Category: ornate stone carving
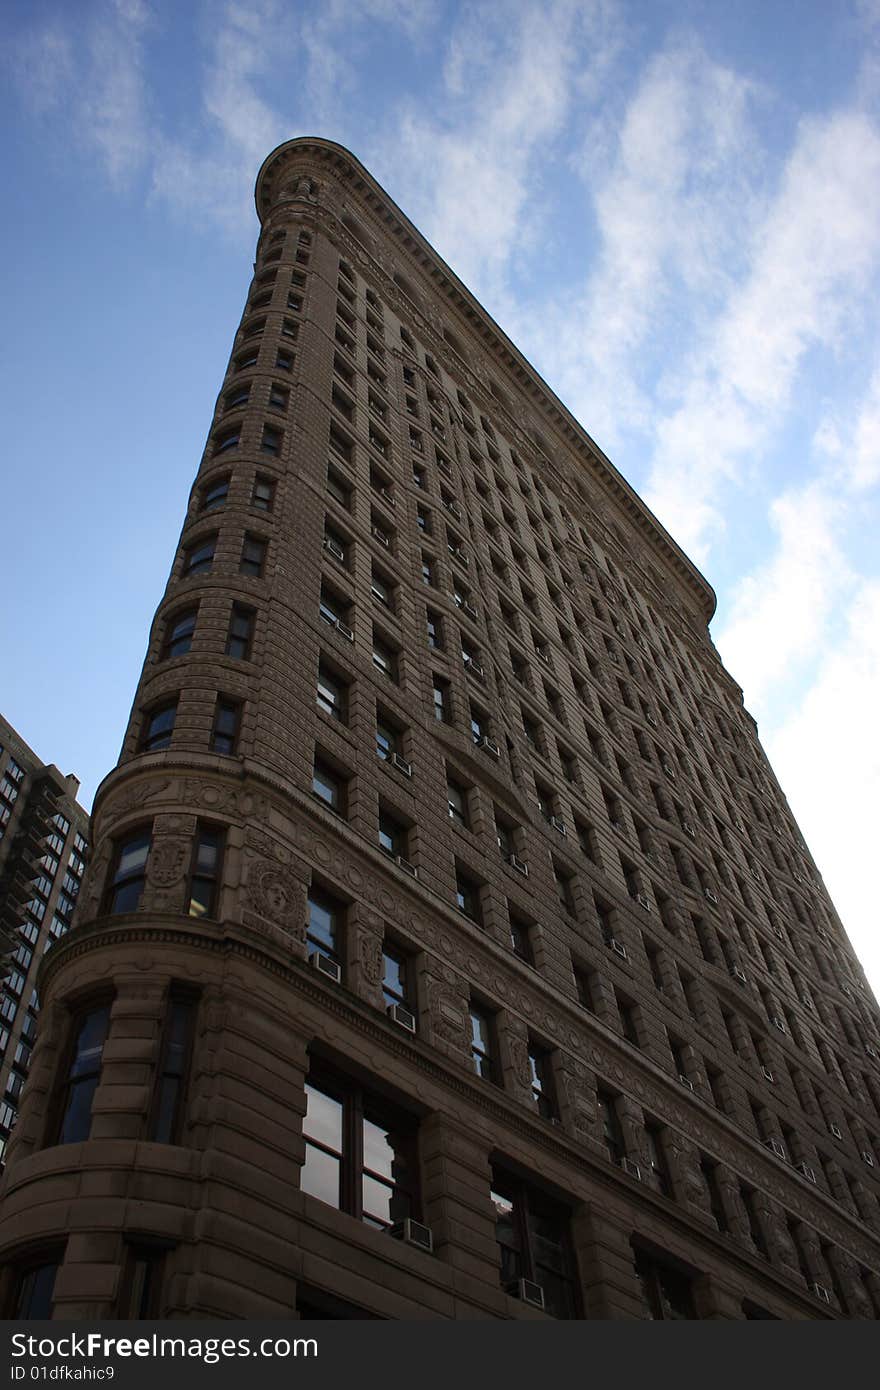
[244,858,303,937]
[146,838,188,888]
[359,931,383,987]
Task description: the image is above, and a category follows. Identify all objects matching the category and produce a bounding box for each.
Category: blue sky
[2,0,880,992]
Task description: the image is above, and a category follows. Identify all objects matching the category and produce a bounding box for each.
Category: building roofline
[255,137,716,622]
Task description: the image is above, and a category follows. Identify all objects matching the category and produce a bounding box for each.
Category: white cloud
[644,109,880,560]
[766,580,880,995]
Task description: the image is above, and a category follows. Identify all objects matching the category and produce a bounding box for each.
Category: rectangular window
[240,534,266,577]
[378,810,406,858]
[149,992,197,1144]
[161,607,197,660]
[633,1247,696,1320]
[183,535,216,576]
[251,474,276,512]
[187,825,224,918]
[426,610,443,649]
[54,1001,112,1144]
[597,1090,625,1164]
[301,1064,418,1230]
[312,757,346,814]
[447,779,468,828]
[106,828,151,915]
[225,603,255,660]
[455,867,482,923]
[317,665,347,722]
[211,698,240,755]
[528,1042,557,1118]
[372,633,398,682]
[491,1168,577,1318]
[433,677,451,723]
[382,943,411,1010]
[307,889,344,964]
[11,1262,59,1319]
[470,1005,496,1081]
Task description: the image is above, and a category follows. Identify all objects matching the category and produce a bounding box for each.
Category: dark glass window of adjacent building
[301,1064,418,1230]
[149,993,197,1144]
[188,825,224,918]
[106,828,151,914]
[55,1002,111,1144]
[162,607,197,659]
[633,1246,696,1320]
[211,699,240,755]
[141,700,177,752]
[225,604,255,660]
[491,1168,577,1318]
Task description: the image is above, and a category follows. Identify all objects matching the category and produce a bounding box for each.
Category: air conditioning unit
[378,486,395,506]
[619,1157,641,1180]
[797,1162,817,1184]
[610,820,625,834]
[609,938,628,960]
[861,1151,875,1167]
[679,1074,694,1091]
[463,656,485,680]
[811,1283,831,1304]
[829,1124,843,1140]
[771,1016,787,1033]
[395,855,417,878]
[387,1002,417,1033]
[764,1137,786,1159]
[550,816,566,835]
[323,537,344,561]
[682,821,695,838]
[646,712,657,727]
[371,525,390,547]
[478,736,501,758]
[505,1278,545,1310]
[636,893,651,911]
[389,1219,433,1253]
[866,1044,878,1059]
[800,994,814,1009]
[508,855,529,877]
[335,620,354,642]
[391,753,412,777]
[462,601,478,621]
[704,888,719,905]
[662,762,676,778]
[730,965,748,984]
[761,1066,775,1083]
[309,950,341,983]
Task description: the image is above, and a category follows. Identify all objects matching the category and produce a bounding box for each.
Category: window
[251,474,276,512]
[213,425,240,454]
[301,890,345,976]
[317,664,347,722]
[240,533,266,577]
[149,992,197,1143]
[509,912,533,964]
[382,942,412,1011]
[54,1001,111,1144]
[378,809,407,858]
[319,584,352,631]
[447,778,469,828]
[455,867,482,922]
[106,828,151,914]
[491,1168,577,1318]
[182,535,215,576]
[11,1262,59,1318]
[426,610,443,649]
[470,1005,496,1080]
[528,1042,557,1118]
[644,1122,672,1196]
[433,676,451,723]
[275,347,294,371]
[370,569,395,611]
[633,1247,696,1320]
[200,475,229,512]
[372,633,398,681]
[326,468,352,509]
[312,757,346,814]
[210,698,240,755]
[119,1244,168,1319]
[225,603,255,660]
[597,1090,625,1163]
[161,607,197,660]
[376,714,401,763]
[187,825,224,918]
[301,1064,419,1229]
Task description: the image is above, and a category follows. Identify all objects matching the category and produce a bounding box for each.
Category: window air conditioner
[761,1066,775,1083]
[619,1157,641,1181]
[730,966,748,984]
[609,938,628,960]
[811,1283,831,1304]
[508,855,529,877]
[387,1003,417,1033]
[335,620,354,642]
[829,1124,843,1141]
[323,537,344,561]
[550,816,566,835]
[704,888,719,905]
[389,1219,433,1252]
[506,1278,545,1310]
[636,893,651,911]
[796,1162,817,1184]
[479,736,501,757]
[308,950,341,983]
[678,1074,694,1091]
[391,753,412,777]
[395,855,417,878]
[764,1138,786,1160]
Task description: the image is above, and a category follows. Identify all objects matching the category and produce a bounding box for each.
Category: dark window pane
[15,1264,58,1318]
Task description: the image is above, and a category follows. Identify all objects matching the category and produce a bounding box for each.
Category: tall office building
[0,713,89,1167]
[1,138,879,1321]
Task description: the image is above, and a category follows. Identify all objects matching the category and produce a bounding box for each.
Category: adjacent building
[0,713,89,1166]
[1,139,879,1320]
